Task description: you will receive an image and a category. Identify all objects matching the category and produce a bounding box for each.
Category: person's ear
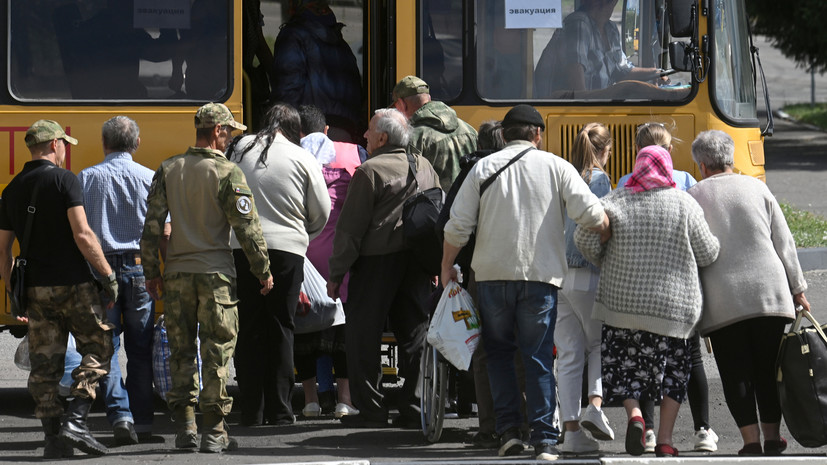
[378,132,389,146]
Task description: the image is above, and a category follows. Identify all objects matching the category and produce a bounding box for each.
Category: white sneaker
[644,429,656,453]
[333,403,360,419]
[560,429,599,454]
[579,405,615,440]
[302,402,321,417]
[694,427,719,452]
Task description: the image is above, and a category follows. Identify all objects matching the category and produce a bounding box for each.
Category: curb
[798,248,827,272]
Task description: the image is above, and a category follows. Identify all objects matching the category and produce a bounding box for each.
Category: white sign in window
[505,0,563,29]
[134,0,191,29]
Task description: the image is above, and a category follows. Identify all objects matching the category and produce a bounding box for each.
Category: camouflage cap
[25,120,78,147]
[392,75,430,102]
[194,103,247,131]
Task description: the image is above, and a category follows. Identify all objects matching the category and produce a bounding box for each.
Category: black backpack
[402,152,444,275]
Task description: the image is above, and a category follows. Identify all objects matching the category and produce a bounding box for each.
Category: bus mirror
[667,0,696,38]
[669,42,692,72]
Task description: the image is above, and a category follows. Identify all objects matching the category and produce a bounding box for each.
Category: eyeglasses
[637,122,666,132]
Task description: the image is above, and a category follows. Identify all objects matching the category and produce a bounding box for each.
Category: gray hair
[373,108,411,147]
[102,116,140,153]
[691,130,734,171]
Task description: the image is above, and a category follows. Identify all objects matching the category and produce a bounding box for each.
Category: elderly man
[58,116,162,445]
[0,120,118,458]
[141,103,273,453]
[392,75,477,191]
[441,105,610,461]
[327,108,439,428]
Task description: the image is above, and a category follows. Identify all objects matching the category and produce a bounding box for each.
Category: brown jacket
[328,145,439,283]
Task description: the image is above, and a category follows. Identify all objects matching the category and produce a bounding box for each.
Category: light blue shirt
[616,169,697,191]
[78,152,155,254]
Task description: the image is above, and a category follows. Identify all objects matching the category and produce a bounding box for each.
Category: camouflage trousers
[163,272,239,416]
[26,281,114,419]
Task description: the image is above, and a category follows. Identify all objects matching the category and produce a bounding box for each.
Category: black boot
[41,417,73,459]
[58,397,107,456]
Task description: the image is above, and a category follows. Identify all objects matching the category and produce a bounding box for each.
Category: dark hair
[196,127,214,140]
[298,104,326,135]
[227,103,302,166]
[477,121,505,151]
[502,124,538,143]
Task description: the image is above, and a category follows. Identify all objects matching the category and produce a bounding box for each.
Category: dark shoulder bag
[8,179,46,319]
[402,152,444,275]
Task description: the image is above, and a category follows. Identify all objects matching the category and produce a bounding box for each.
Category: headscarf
[624,145,676,193]
[300,132,337,165]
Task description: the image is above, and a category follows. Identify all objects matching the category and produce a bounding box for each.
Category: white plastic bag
[426,281,481,370]
[14,334,30,371]
[294,259,345,334]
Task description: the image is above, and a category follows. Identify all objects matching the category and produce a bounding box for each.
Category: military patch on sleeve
[236,196,252,214]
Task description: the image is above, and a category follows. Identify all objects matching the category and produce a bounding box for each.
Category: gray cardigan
[688,173,806,335]
[575,187,720,339]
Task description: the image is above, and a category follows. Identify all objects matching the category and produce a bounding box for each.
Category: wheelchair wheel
[420,339,448,442]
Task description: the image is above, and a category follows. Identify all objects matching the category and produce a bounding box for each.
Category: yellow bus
[0,0,768,330]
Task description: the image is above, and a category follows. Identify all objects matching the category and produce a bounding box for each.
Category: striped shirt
[78,152,155,254]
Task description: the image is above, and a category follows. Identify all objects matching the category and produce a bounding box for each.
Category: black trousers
[345,251,430,421]
[708,316,788,427]
[233,249,304,425]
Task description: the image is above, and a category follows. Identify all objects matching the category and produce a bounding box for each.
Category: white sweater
[444,140,605,285]
[575,187,720,339]
[230,133,331,256]
[688,173,806,335]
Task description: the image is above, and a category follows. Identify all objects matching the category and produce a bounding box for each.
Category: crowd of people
[0,72,811,461]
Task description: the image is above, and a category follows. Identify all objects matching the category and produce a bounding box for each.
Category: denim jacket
[564,168,611,271]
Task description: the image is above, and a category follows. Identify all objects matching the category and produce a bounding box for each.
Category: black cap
[502,104,545,130]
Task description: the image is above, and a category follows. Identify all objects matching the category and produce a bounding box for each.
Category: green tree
[747,0,827,72]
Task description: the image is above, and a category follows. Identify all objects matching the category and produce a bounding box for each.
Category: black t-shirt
[0,159,92,286]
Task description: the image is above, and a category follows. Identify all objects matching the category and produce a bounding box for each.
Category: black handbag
[402,152,444,276]
[7,170,48,319]
[776,309,827,447]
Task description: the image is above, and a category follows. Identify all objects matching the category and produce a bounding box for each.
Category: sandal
[764,437,787,456]
[624,416,646,456]
[738,442,763,456]
[654,443,678,457]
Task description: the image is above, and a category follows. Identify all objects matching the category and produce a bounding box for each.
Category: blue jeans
[61,253,155,432]
[477,280,559,446]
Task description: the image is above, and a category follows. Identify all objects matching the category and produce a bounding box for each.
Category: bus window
[475,0,692,102]
[9,0,230,102]
[421,0,463,102]
[711,0,757,122]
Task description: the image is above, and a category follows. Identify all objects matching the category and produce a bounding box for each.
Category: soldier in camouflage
[0,120,119,458]
[140,103,273,453]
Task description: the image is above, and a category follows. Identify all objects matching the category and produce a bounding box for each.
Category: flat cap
[392,75,430,102]
[25,120,78,147]
[502,104,545,130]
[194,103,247,131]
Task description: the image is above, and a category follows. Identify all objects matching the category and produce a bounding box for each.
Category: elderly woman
[575,145,719,457]
[688,130,810,456]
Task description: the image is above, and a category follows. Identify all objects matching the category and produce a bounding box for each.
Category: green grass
[780,202,827,248]
[782,103,827,129]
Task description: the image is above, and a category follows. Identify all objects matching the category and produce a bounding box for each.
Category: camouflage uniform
[141,143,270,417]
[27,282,113,418]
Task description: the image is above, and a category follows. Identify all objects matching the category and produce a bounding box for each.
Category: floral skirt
[601,324,691,405]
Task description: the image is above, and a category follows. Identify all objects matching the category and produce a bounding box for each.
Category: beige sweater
[688,173,806,335]
[445,140,605,285]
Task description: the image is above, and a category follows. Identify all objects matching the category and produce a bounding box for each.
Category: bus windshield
[8,0,230,102]
[711,0,757,121]
[474,0,693,102]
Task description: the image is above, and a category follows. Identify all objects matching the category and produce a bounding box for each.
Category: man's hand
[794,292,811,313]
[327,281,341,300]
[99,272,118,309]
[260,276,274,295]
[440,265,458,289]
[146,277,164,301]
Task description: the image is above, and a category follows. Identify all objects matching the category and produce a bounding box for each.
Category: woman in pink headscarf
[574,145,720,458]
